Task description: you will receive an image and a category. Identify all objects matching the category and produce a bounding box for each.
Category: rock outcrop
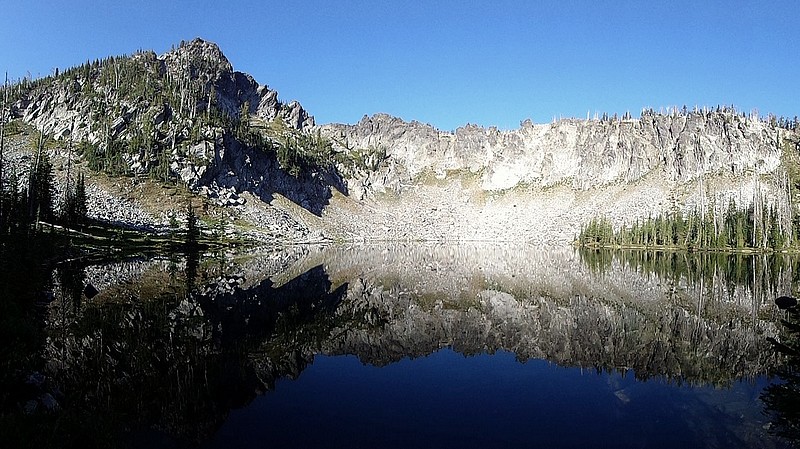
[15,38,314,140]
[161,39,314,128]
[322,109,784,194]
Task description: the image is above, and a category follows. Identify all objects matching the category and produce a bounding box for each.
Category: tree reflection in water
[764,296,800,446]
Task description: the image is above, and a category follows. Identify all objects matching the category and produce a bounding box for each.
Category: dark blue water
[206,349,775,449]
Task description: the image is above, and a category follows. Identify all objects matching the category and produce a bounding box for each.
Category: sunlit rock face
[313,110,792,243]
[12,38,331,223]
[18,38,314,143]
[321,110,782,193]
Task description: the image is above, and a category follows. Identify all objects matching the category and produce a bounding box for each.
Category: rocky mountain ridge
[323,109,785,193]
[3,38,798,242]
[14,38,314,140]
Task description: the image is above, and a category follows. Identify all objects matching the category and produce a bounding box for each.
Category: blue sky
[1,1,797,130]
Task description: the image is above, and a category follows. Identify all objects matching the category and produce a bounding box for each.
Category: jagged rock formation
[159,39,313,129]
[322,110,784,192]
[15,38,313,141]
[8,38,332,216]
[316,111,795,242]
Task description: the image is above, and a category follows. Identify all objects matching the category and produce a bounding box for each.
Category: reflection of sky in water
[208,349,778,449]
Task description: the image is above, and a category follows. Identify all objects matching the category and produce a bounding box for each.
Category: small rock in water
[83,283,100,299]
[775,296,797,310]
[614,389,631,404]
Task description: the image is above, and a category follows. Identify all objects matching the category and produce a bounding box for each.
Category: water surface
[3,243,798,448]
[207,350,773,449]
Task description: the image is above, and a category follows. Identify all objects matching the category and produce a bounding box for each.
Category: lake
[3,243,799,448]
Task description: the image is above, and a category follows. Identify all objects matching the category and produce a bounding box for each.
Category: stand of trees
[578,200,795,252]
[0,130,88,244]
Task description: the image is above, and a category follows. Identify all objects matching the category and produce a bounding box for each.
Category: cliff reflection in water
[21,244,790,445]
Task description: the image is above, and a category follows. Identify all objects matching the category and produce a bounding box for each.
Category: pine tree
[769,207,784,250]
[735,209,747,249]
[62,172,88,227]
[74,173,87,225]
[28,147,55,226]
[185,201,199,248]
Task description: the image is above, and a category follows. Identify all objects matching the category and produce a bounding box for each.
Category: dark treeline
[0,127,89,447]
[577,200,794,252]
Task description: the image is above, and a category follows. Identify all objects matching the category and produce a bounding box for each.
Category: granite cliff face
[158,39,313,129]
[4,38,798,242]
[310,110,795,242]
[322,110,784,194]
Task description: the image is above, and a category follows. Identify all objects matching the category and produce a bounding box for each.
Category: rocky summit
[3,38,798,243]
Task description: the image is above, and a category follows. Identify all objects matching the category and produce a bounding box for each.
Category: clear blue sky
[1,1,797,130]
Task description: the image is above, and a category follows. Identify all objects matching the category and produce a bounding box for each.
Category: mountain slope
[4,38,343,240]
[315,109,796,242]
[3,38,799,243]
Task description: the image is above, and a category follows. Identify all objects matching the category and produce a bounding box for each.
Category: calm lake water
[4,243,800,448]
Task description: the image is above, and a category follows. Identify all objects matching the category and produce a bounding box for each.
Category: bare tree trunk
[0,73,7,224]
[785,170,793,247]
[31,128,45,229]
[207,86,213,120]
[65,119,74,209]
[752,176,761,248]
[114,60,120,91]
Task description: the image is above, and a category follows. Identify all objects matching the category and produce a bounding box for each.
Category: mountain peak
[160,37,233,82]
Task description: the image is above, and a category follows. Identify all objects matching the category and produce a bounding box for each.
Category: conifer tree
[28,146,55,226]
[75,173,87,225]
[185,201,199,248]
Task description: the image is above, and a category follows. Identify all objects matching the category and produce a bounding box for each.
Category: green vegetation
[0,131,76,238]
[578,129,800,254]
[61,173,87,228]
[185,201,199,248]
[329,139,388,176]
[577,200,794,252]
[271,121,336,177]
[1,140,231,269]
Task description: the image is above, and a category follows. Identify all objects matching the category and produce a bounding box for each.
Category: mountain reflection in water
[4,243,797,448]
